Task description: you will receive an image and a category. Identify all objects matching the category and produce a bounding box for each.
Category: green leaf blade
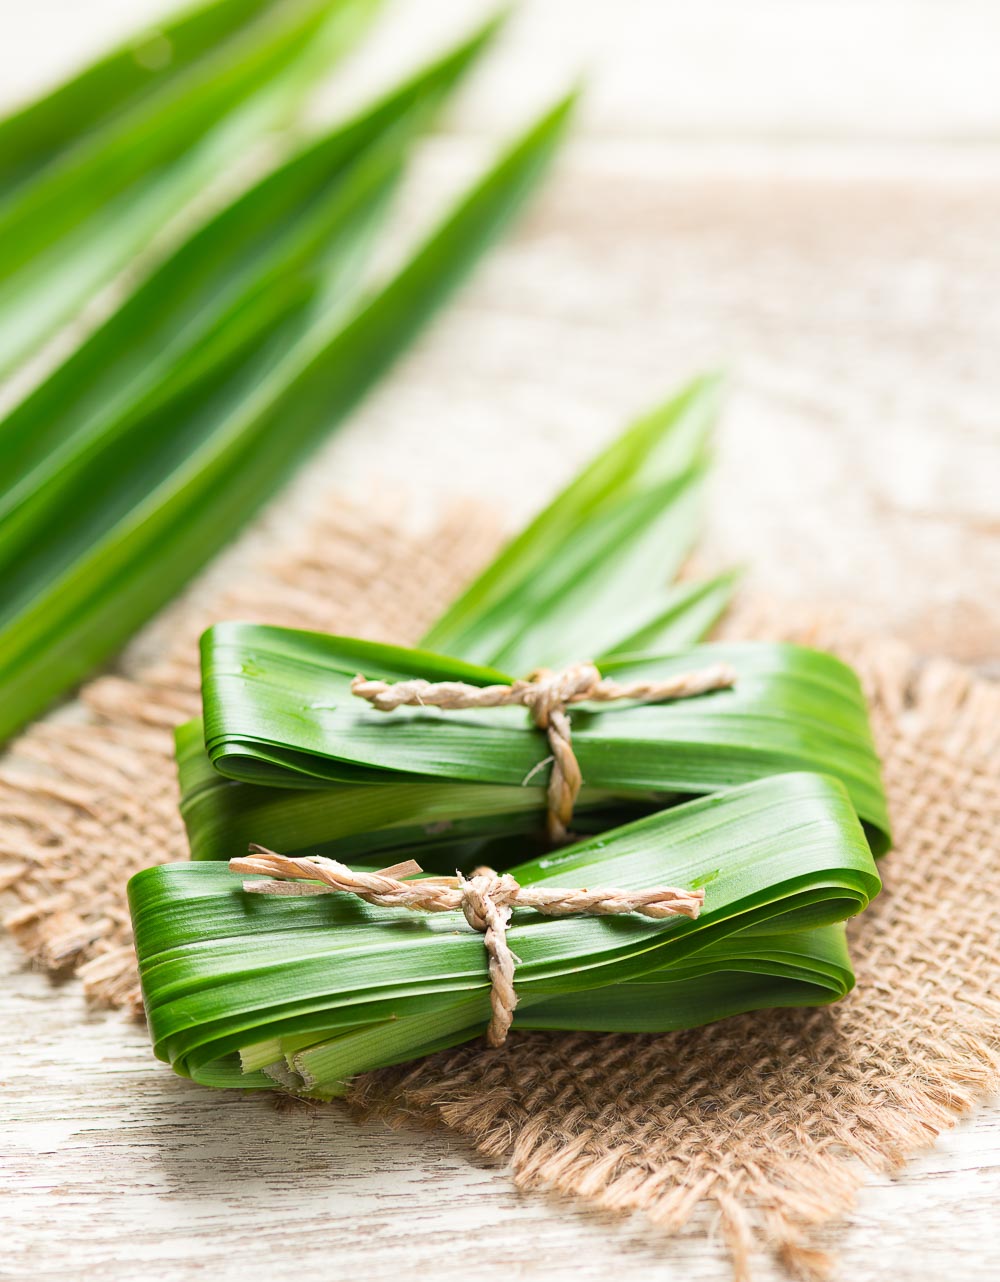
[0,0,282,199]
[0,88,572,744]
[423,374,726,665]
[0,0,382,375]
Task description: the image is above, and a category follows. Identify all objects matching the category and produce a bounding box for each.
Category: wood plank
[3,938,999,1281]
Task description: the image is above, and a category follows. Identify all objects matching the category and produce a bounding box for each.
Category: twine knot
[457,866,521,1045]
[351,659,736,843]
[231,846,705,1048]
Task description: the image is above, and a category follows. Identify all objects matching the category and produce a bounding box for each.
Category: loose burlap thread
[1,497,998,1280]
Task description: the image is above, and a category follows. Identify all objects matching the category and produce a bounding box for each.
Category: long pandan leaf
[0,80,571,744]
[0,0,279,198]
[0,0,382,375]
[0,20,503,572]
[130,773,881,1095]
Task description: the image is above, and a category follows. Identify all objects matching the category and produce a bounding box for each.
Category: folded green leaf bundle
[130,773,881,1096]
[197,628,890,853]
[0,16,569,743]
[181,382,890,866]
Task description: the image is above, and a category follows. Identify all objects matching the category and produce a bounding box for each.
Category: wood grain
[1,2,999,1278]
[3,938,1000,1281]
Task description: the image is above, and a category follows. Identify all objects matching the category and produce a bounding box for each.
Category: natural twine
[231,845,705,1047]
[351,660,737,842]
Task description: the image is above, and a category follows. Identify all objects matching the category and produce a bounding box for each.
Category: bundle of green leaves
[130,380,891,1097]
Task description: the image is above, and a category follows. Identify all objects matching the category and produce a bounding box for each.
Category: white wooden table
[2,3,999,1278]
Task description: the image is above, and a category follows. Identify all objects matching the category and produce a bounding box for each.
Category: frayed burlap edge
[1,497,998,1281]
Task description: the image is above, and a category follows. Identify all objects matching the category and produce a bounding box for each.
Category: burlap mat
[1,496,998,1280]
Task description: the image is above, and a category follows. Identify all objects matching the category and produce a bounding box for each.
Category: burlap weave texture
[1,498,997,1280]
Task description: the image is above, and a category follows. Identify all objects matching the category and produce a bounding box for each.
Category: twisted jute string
[231,845,705,1047]
[350,660,738,843]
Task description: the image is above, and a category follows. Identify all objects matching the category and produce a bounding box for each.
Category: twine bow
[232,845,705,1047]
[351,660,737,843]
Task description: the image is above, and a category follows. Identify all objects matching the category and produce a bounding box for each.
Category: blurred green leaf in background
[0,0,576,745]
[0,0,384,376]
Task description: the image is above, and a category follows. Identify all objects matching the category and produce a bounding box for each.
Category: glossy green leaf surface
[131,773,880,1095]
[423,376,722,670]
[0,0,279,198]
[198,630,890,853]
